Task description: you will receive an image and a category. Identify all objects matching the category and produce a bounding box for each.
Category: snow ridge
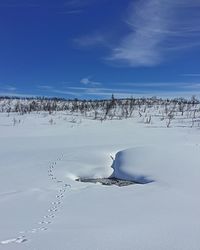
[111,149,154,184]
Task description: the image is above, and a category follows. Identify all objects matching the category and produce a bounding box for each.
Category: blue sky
[0,0,200,99]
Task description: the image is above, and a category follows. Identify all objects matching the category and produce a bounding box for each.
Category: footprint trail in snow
[0,153,71,245]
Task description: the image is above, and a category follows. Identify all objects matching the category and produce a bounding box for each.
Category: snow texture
[0,111,200,250]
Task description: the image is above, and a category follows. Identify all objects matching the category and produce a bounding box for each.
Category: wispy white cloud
[0,84,17,92]
[75,0,200,67]
[80,77,101,86]
[1,89,200,100]
[181,83,200,90]
[0,92,38,98]
[38,85,54,90]
[63,0,95,14]
[74,33,109,47]
[181,74,200,77]
[5,85,17,91]
[59,9,83,15]
[37,81,200,98]
[3,81,200,99]
[117,82,175,88]
[65,86,132,98]
[36,84,78,97]
[60,85,200,99]
[64,0,105,8]
[121,82,200,92]
[108,0,200,67]
[50,89,82,97]
[64,0,87,8]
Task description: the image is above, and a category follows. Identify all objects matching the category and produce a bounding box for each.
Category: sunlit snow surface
[0,112,200,250]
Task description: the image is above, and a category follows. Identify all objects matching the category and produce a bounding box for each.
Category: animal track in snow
[52,201,61,205]
[38,221,51,225]
[44,214,55,219]
[1,235,27,245]
[0,152,71,246]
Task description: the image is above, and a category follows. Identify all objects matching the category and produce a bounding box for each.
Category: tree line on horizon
[0,95,199,128]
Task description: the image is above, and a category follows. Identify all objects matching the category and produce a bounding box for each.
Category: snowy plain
[0,111,200,250]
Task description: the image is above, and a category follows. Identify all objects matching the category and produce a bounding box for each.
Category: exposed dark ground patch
[75,177,135,187]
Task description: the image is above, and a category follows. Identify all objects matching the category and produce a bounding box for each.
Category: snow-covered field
[0,111,200,250]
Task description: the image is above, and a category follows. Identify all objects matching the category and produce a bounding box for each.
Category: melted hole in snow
[75,177,135,187]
